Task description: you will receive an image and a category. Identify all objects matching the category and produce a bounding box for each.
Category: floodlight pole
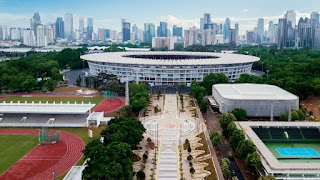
[125,79,129,105]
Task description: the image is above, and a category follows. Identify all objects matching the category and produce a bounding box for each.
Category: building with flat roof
[81,52,259,86]
[212,84,299,117]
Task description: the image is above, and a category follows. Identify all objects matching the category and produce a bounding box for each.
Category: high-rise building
[277,18,288,49]
[203,13,214,30]
[152,37,177,50]
[246,31,255,43]
[311,12,320,26]
[144,23,155,44]
[23,28,36,46]
[121,19,130,42]
[172,25,183,38]
[229,29,238,44]
[202,29,216,45]
[157,22,168,37]
[105,29,110,39]
[311,12,320,48]
[64,13,73,40]
[132,24,139,41]
[110,30,117,40]
[55,17,64,39]
[298,18,312,48]
[79,18,84,33]
[184,26,199,47]
[87,18,94,40]
[30,12,41,32]
[285,10,296,28]
[98,28,106,42]
[223,18,231,42]
[314,27,320,51]
[200,18,204,32]
[46,26,54,44]
[0,25,8,40]
[257,18,264,42]
[10,28,20,40]
[36,25,47,47]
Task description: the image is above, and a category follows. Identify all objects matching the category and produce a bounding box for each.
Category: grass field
[0,135,39,174]
[264,142,320,163]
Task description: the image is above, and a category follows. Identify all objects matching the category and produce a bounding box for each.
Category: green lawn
[0,96,104,110]
[0,135,39,174]
[264,142,320,163]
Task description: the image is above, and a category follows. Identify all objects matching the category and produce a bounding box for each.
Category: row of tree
[82,117,145,179]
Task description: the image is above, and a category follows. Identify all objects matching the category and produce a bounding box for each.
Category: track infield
[0,129,84,180]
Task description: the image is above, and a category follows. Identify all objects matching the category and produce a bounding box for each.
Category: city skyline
[0,0,319,35]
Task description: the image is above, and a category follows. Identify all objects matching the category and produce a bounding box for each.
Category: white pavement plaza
[143,94,198,180]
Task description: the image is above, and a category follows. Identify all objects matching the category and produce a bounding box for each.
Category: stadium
[237,121,320,179]
[211,84,299,117]
[81,51,260,86]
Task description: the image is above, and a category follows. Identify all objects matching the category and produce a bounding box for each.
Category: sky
[0,0,319,35]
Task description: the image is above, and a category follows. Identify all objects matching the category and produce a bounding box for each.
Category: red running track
[0,129,84,180]
[93,97,126,113]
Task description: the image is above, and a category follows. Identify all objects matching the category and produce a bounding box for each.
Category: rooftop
[213,83,298,100]
[81,51,259,66]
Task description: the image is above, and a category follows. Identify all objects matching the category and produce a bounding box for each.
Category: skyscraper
[144,23,155,44]
[311,12,320,26]
[311,12,320,48]
[64,13,73,40]
[229,29,238,44]
[36,25,47,47]
[202,29,216,45]
[0,25,8,40]
[203,13,213,30]
[200,18,204,32]
[285,10,296,28]
[257,18,264,42]
[122,20,131,42]
[132,24,139,40]
[277,18,288,49]
[157,22,168,37]
[98,28,106,42]
[23,28,36,46]
[55,17,64,39]
[30,12,41,31]
[10,28,20,40]
[184,26,199,47]
[173,25,183,38]
[79,18,84,33]
[223,18,231,41]
[87,18,94,40]
[46,25,54,44]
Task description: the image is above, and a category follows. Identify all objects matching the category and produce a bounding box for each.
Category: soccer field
[0,96,104,106]
[0,135,39,174]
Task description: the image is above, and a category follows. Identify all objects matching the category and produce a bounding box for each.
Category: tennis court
[276,148,320,157]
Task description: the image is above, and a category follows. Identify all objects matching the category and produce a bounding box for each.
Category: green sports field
[0,135,39,174]
[264,142,320,163]
[0,96,104,108]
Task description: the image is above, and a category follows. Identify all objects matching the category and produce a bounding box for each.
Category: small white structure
[212,83,299,117]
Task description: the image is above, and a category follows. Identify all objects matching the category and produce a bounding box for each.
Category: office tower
[23,28,36,46]
[132,24,139,41]
[203,13,214,30]
[98,28,106,42]
[257,18,264,42]
[184,26,199,47]
[138,29,144,42]
[223,18,231,41]
[246,31,255,43]
[314,27,320,50]
[46,26,54,44]
[74,29,80,40]
[202,29,216,45]
[110,30,117,40]
[30,12,41,31]
[105,29,110,39]
[157,22,168,37]
[267,21,274,42]
[64,13,73,40]
[10,28,20,40]
[144,23,155,44]
[234,23,239,43]
[173,25,183,38]
[79,18,84,33]
[55,17,64,39]
[87,18,94,40]
[235,23,239,31]
[311,12,320,26]
[200,18,204,32]
[121,19,130,42]
[277,18,288,49]
[152,37,177,50]
[285,10,296,28]
[298,18,312,48]
[311,12,320,47]
[229,29,238,44]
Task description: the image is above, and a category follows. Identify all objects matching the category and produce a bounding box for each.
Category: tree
[203,73,229,94]
[236,140,256,160]
[211,133,222,148]
[187,145,192,153]
[157,90,161,100]
[97,85,105,92]
[230,130,245,150]
[231,108,247,121]
[21,75,37,91]
[227,121,237,137]
[190,167,195,174]
[219,113,237,136]
[105,80,120,92]
[234,74,263,84]
[280,113,288,121]
[258,175,276,180]
[200,100,208,114]
[291,110,299,121]
[190,81,205,103]
[117,105,133,118]
[245,152,262,171]
[296,109,306,120]
[42,79,57,92]
[136,170,146,180]
[221,158,231,179]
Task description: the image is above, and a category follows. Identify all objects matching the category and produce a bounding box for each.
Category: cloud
[242,9,249,14]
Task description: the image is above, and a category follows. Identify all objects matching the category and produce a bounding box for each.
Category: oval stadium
[81,51,259,86]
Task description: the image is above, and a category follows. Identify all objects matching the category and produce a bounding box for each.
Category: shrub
[231,108,247,121]
[291,110,299,121]
[245,152,262,171]
[136,170,146,180]
[280,113,288,121]
[187,145,192,153]
[189,162,193,167]
[190,167,195,174]
[187,155,193,161]
[296,109,306,120]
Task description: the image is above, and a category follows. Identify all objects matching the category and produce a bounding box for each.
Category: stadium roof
[213,83,298,100]
[81,51,259,66]
[0,102,95,114]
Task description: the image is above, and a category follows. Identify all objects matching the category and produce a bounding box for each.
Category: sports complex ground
[0,94,126,179]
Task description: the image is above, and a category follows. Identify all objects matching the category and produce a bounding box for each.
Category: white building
[98,28,106,42]
[10,28,20,40]
[46,26,55,44]
[152,37,177,50]
[184,26,199,48]
[202,29,216,45]
[212,84,299,117]
[81,51,259,86]
[64,13,73,40]
[0,25,8,40]
[36,25,47,47]
[23,29,36,46]
[110,30,117,40]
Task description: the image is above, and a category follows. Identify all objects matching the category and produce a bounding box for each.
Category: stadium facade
[81,51,259,86]
[212,84,299,117]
